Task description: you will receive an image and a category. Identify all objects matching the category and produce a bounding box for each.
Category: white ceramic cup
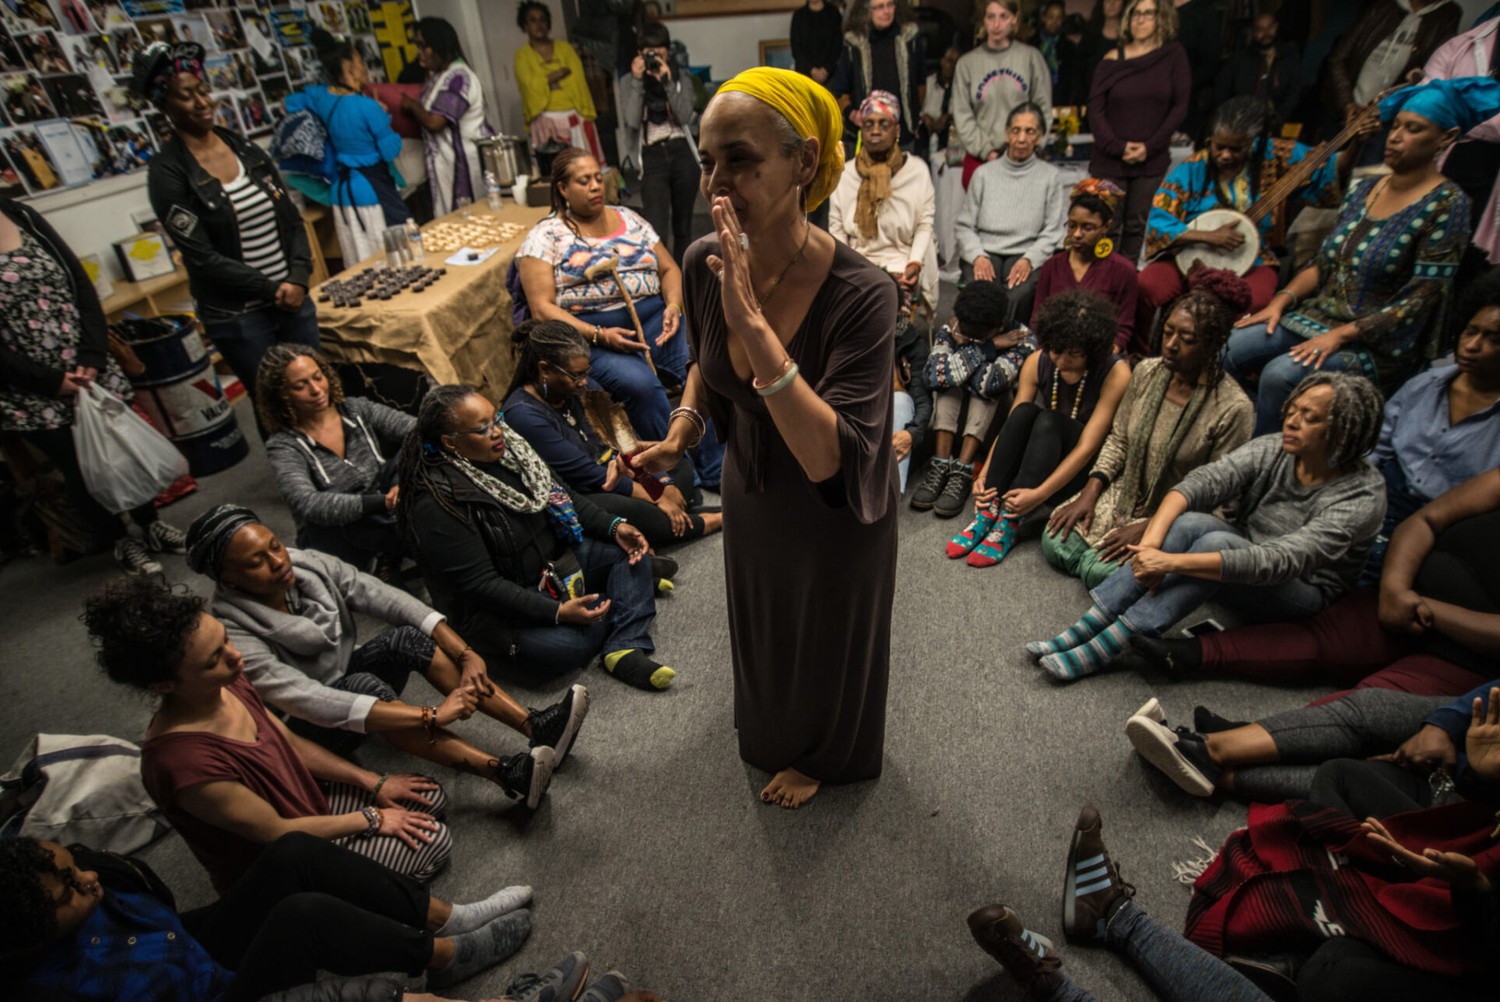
[512,174,529,202]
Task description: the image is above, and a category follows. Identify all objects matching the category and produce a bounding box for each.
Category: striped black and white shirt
[224,161,289,284]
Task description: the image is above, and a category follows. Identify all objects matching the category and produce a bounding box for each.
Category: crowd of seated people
[15,7,1500,999]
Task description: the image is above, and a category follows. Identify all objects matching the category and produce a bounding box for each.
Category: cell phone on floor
[1181,619,1225,637]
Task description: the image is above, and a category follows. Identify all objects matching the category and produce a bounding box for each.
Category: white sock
[436,885,533,935]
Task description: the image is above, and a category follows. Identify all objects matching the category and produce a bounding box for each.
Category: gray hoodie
[214,547,443,732]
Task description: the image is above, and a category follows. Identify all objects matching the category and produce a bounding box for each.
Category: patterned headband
[859,89,901,123]
[135,41,207,108]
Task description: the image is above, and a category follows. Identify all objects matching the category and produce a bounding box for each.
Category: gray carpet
[1,355,1332,1002]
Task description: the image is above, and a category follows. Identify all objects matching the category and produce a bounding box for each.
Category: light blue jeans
[1222,321,1368,435]
[893,390,916,493]
[1090,512,1327,636]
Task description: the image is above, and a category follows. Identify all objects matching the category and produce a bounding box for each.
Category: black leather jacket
[147,127,312,317]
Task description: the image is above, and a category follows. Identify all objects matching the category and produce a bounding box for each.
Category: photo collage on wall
[0,0,409,197]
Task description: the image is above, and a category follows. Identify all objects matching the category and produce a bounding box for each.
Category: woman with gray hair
[1027,371,1388,681]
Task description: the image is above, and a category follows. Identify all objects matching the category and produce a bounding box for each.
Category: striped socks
[1026,604,1113,660]
[1039,619,1135,681]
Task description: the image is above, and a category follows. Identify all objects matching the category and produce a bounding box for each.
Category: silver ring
[739,232,749,251]
[1310,347,1322,355]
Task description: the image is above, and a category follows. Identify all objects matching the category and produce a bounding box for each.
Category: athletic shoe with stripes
[966,903,1062,994]
[1062,804,1134,944]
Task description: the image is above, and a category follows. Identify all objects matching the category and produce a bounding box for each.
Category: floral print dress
[0,228,131,432]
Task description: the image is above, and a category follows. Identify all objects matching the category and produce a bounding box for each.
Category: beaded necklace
[1050,367,1088,421]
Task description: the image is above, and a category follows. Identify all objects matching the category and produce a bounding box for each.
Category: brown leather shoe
[967,903,1063,996]
[1062,805,1136,944]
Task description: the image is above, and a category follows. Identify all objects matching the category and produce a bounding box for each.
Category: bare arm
[1028,361,1132,502]
[271,712,381,790]
[177,780,369,844]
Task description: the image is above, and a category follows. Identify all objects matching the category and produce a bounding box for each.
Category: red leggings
[1199,588,1488,706]
[1132,261,1279,354]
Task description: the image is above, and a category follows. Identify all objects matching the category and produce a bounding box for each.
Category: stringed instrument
[1174,90,1392,276]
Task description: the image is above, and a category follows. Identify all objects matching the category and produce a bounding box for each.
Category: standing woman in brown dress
[637,68,899,809]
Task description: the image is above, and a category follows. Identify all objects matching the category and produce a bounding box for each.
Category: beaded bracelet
[420,705,437,744]
[608,517,627,538]
[753,360,799,398]
[360,805,381,838]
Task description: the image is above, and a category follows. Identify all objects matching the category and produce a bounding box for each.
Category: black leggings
[583,454,707,548]
[1307,758,1435,819]
[1298,937,1490,1001]
[22,424,157,541]
[982,402,1088,501]
[180,832,432,1002]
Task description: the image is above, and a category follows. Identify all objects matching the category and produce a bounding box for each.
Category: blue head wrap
[1379,76,1500,135]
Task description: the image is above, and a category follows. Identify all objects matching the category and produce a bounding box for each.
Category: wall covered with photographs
[0,0,416,200]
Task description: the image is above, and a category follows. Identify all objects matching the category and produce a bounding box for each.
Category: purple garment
[1088,42,1191,179]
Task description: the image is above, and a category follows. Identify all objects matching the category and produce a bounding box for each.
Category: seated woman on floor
[909,279,1038,519]
[1137,95,1343,354]
[953,102,1066,327]
[0,833,534,1000]
[1363,270,1500,563]
[1027,371,1387,681]
[1125,466,1500,699]
[1041,269,1255,589]
[84,577,454,895]
[396,384,675,691]
[185,504,581,810]
[501,319,722,550]
[828,89,938,316]
[947,289,1130,568]
[1123,676,1500,804]
[1225,78,1498,434]
[517,146,721,487]
[256,345,413,577]
[1030,178,1139,351]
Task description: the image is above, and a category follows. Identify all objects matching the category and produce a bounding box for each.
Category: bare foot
[759,767,820,809]
[702,512,723,534]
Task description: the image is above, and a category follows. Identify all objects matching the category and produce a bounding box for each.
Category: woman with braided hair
[1041,268,1255,589]
[396,384,675,691]
[501,319,721,550]
[1027,371,1388,682]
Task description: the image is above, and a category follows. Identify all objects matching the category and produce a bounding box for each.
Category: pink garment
[1425,18,1500,261]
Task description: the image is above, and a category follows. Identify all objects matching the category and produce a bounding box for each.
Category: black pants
[22,424,157,542]
[641,137,699,261]
[180,832,432,1002]
[287,626,438,752]
[1095,170,1162,264]
[582,454,705,548]
[1298,937,1490,1002]
[1307,758,1434,819]
[982,402,1088,502]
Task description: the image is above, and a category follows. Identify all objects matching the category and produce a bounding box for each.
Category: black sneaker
[495,746,555,809]
[933,462,973,519]
[909,457,951,511]
[528,684,590,768]
[967,903,1063,995]
[1194,705,1249,734]
[1124,714,1219,797]
[114,538,163,577]
[1062,805,1135,944]
[1127,634,1202,678]
[507,950,591,1002]
[144,521,188,554]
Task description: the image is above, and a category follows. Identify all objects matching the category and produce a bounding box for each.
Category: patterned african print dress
[419,60,494,216]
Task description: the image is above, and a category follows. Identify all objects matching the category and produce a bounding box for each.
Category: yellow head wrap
[716,66,845,213]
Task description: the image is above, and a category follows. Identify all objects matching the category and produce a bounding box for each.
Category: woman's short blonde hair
[1122,0,1177,44]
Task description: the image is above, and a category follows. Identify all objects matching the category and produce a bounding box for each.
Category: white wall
[664,12,800,81]
[30,173,157,286]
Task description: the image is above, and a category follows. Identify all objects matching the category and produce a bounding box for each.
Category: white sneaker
[1132,697,1166,726]
[1125,713,1215,797]
[114,538,164,577]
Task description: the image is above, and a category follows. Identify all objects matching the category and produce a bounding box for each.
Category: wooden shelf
[100,265,192,320]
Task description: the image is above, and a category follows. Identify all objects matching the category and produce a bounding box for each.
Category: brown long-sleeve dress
[684,238,899,784]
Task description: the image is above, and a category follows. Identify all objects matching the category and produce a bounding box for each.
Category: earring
[542,380,549,399]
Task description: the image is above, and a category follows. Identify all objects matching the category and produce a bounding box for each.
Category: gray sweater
[951,41,1053,160]
[214,548,443,732]
[954,152,1066,268]
[264,396,415,528]
[1173,434,1387,601]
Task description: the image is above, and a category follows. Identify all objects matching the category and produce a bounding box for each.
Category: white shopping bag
[71,383,187,514]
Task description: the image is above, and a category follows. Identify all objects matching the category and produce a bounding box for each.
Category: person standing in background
[511,2,601,166]
[952,0,1053,188]
[1171,0,1222,142]
[405,16,496,217]
[831,0,927,151]
[1424,15,1500,269]
[1215,10,1303,125]
[619,21,699,260]
[792,0,845,87]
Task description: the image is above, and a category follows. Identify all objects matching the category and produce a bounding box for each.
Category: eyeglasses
[461,410,505,437]
[543,360,591,385]
[1130,8,1158,18]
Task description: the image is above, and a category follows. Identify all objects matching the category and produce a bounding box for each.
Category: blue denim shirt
[1369,364,1500,502]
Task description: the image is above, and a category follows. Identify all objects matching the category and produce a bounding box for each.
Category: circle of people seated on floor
[10,54,1500,1002]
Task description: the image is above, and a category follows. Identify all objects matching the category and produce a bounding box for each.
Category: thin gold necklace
[752,222,811,312]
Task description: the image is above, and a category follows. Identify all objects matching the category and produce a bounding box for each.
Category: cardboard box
[113,232,174,282]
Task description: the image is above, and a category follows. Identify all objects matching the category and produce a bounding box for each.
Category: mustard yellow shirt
[514,39,596,124]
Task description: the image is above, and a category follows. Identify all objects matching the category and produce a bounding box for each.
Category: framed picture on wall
[758,38,791,70]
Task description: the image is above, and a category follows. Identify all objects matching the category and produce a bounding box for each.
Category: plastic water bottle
[404,218,423,261]
[485,171,502,211]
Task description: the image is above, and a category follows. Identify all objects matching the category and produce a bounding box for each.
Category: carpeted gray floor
[0,313,1332,1001]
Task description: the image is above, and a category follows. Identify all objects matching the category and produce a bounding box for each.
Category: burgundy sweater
[1087,41,1190,179]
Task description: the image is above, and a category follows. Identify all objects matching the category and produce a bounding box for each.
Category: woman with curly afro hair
[947,288,1131,568]
[1040,268,1257,588]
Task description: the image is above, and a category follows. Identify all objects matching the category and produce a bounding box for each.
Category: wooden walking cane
[583,255,656,373]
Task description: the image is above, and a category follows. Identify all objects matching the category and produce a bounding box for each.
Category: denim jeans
[580,296,686,439]
[1222,321,1367,435]
[1090,512,1327,636]
[892,390,916,492]
[510,535,657,676]
[1044,901,1270,1002]
[202,298,320,405]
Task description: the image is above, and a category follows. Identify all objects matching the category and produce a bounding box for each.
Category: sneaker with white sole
[528,684,589,769]
[1124,711,1217,797]
[144,520,188,554]
[496,746,555,810]
[506,950,591,1002]
[114,538,163,577]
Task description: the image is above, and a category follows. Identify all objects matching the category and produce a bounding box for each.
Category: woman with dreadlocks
[501,319,721,549]
[396,384,676,691]
[1027,371,1388,682]
[1135,96,1344,354]
[1040,269,1256,589]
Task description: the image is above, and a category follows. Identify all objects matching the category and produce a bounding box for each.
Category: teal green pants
[1040,526,1123,590]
